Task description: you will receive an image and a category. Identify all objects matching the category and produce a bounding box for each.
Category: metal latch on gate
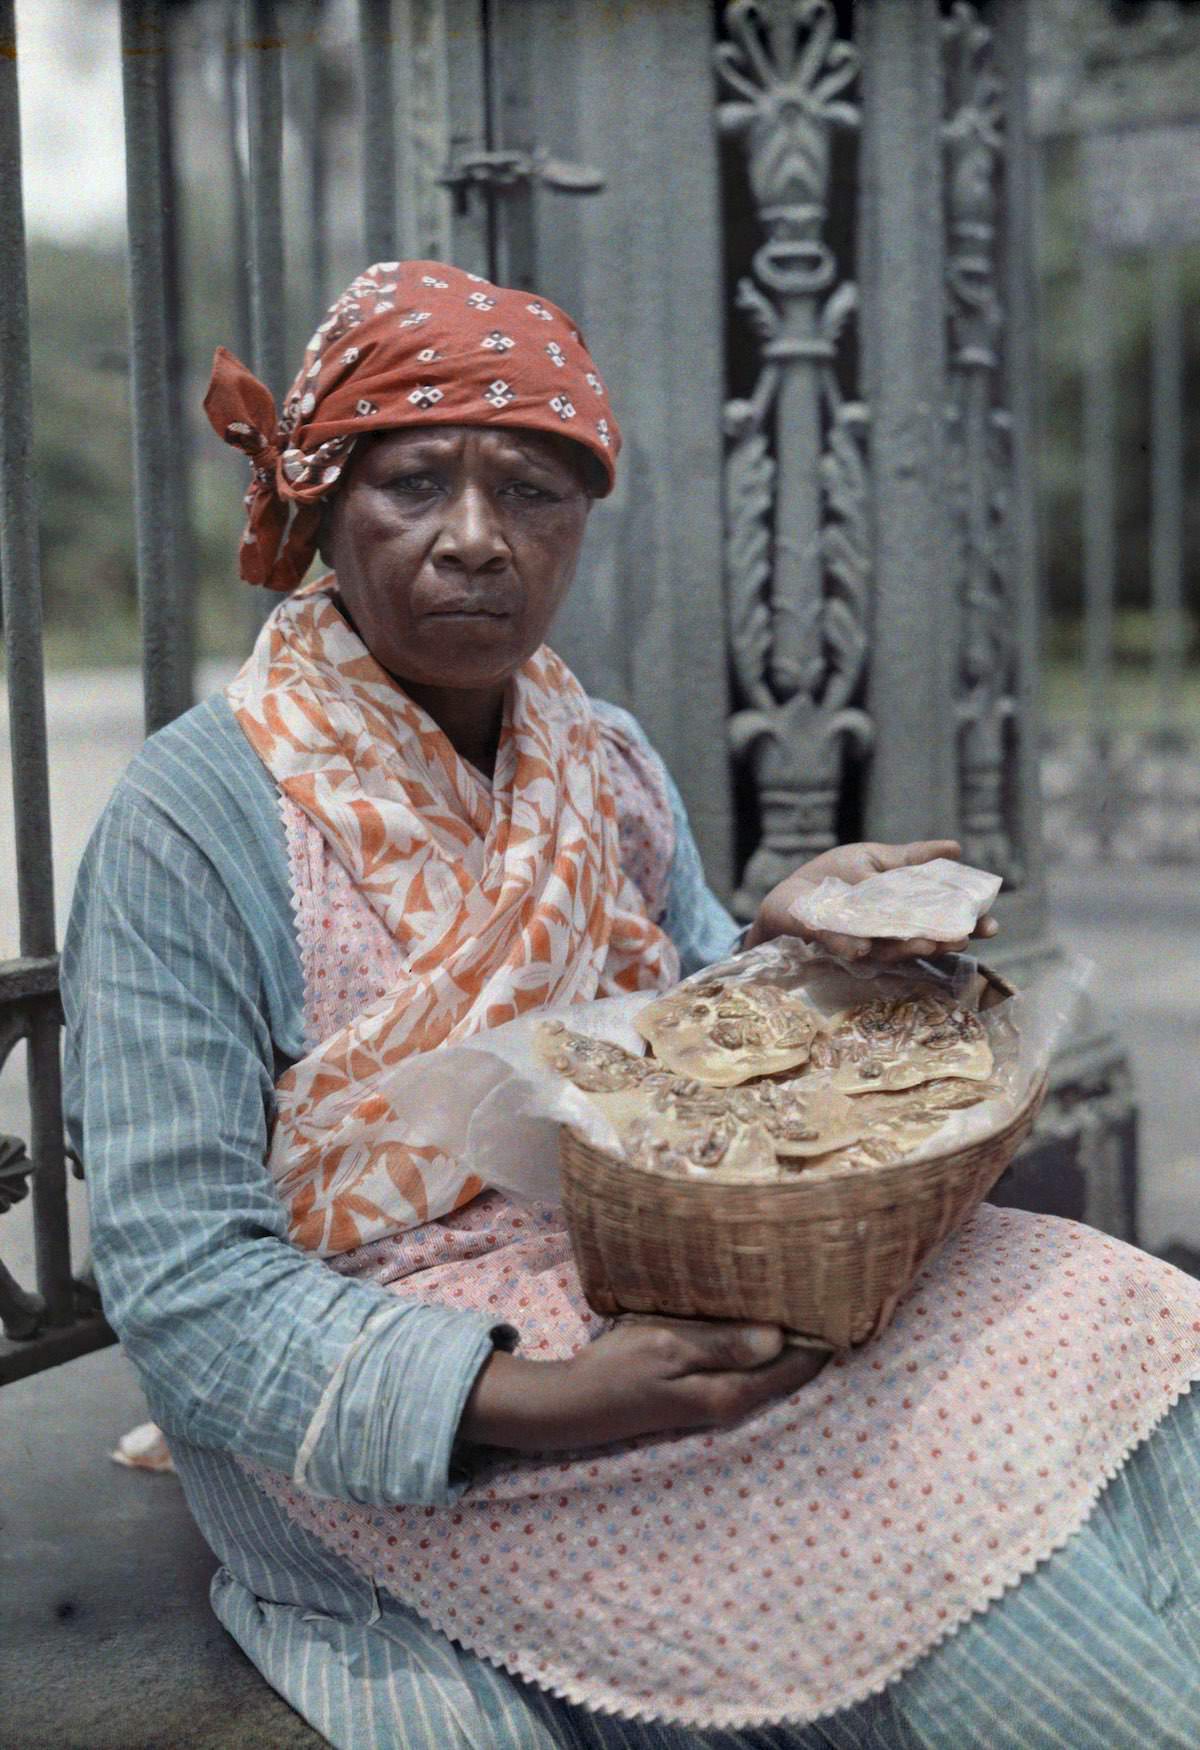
[438,148,606,212]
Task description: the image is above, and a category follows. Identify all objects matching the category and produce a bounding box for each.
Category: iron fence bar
[0,1312,115,1388]
[0,957,60,1004]
[480,0,536,291]
[1080,217,1116,846]
[298,0,330,318]
[245,0,287,398]
[27,1004,71,1325]
[996,0,1047,916]
[0,1,57,963]
[0,0,73,1325]
[443,0,493,277]
[159,4,197,719]
[360,0,398,264]
[224,0,253,363]
[244,0,287,632]
[859,0,959,844]
[120,0,192,736]
[1149,248,1185,743]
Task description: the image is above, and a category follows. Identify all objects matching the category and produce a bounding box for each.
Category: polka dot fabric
[602,724,675,926]
[279,705,676,1052]
[249,801,1200,1730]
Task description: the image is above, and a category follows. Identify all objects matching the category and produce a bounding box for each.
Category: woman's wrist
[458,1349,575,1450]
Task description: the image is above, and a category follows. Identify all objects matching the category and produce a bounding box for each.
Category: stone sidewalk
[2,670,1198,1745]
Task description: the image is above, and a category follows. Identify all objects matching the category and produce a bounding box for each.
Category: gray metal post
[360,0,398,265]
[1149,248,1185,742]
[482,0,537,290]
[120,0,194,735]
[442,0,492,277]
[244,0,287,628]
[0,0,72,1323]
[298,0,330,317]
[158,7,197,718]
[224,0,253,363]
[245,0,287,399]
[1080,214,1117,844]
[858,0,958,844]
[993,0,1049,956]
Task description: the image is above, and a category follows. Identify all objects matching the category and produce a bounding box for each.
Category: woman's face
[322,424,593,691]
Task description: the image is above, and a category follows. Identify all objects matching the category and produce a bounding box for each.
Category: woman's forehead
[367,424,567,465]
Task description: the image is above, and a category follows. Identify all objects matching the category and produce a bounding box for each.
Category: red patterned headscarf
[204,260,621,591]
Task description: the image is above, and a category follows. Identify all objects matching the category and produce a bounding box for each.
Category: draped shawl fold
[227,581,677,1253]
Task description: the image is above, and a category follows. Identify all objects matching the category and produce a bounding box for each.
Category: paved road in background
[2,668,1196,1746]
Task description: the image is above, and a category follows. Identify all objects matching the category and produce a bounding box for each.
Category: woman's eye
[387,473,441,494]
[504,481,557,502]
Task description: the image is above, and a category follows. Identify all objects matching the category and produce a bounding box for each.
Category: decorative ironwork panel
[717,0,872,916]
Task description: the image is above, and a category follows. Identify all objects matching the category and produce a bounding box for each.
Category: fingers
[673,1342,829,1428]
[627,1316,784,1375]
[809,927,872,961]
[569,1319,830,1445]
[869,936,962,964]
[898,838,961,867]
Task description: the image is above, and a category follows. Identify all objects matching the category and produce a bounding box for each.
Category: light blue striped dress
[62,695,1200,1749]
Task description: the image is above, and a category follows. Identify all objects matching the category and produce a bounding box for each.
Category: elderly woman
[63,262,1200,1750]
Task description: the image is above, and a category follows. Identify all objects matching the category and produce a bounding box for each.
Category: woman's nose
[432,485,509,572]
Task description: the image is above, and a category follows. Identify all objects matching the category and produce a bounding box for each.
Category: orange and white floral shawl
[227,578,678,1254]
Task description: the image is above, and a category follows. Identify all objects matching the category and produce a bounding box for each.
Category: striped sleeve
[61,780,499,1506]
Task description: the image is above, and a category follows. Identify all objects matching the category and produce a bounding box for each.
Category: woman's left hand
[744,838,999,964]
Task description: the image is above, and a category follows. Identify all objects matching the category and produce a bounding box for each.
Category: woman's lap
[214,1388,1200,1749]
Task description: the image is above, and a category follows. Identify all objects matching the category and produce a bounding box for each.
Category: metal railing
[0,0,101,1382]
[1036,122,1200,863]
[0,0,459,1384]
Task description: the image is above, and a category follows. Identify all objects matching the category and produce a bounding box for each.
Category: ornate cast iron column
[718,0,872,916]
[720,0,1137,1238]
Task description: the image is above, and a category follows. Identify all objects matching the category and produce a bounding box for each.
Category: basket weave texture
[559,967,1046,1350]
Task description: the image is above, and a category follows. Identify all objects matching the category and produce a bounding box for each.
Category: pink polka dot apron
[231,599,1200,1730]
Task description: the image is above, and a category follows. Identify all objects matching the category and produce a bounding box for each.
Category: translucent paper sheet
[334,938,1091,1211]
[788,857,1003,942]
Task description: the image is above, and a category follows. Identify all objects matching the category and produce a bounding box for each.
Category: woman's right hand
[458,1317,828,1452]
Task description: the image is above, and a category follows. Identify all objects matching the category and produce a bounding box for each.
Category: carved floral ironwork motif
[943,2,1021,880]
[717,0,872,916]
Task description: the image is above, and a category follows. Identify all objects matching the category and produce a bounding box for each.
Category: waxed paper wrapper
[787,857,1002,943]
[334,939,1090,1212]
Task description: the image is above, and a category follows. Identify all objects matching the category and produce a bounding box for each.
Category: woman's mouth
[426,602,513,619]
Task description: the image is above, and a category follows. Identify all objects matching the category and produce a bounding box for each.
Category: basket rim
[561,961,1042,1199]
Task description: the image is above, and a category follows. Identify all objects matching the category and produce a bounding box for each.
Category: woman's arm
[62,785,503,1505]
[460,1319,826,1450]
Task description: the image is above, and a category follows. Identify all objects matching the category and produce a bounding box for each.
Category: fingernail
[741,1327,781,1364]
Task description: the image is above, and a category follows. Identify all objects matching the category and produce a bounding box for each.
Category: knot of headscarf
[204,260,622,591]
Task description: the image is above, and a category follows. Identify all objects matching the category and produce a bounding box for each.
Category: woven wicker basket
[559,967,1046,1350]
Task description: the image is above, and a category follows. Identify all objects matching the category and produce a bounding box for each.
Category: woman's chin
[392,620,532,688]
